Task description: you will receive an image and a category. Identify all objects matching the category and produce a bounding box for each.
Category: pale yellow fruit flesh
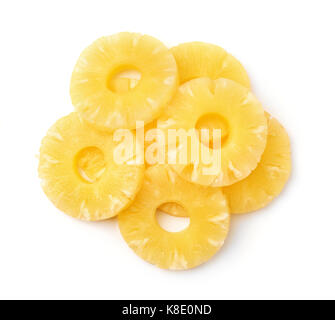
[70,32,178,131]
[38,113,144,221]
[223,113,291,213]
[118,165,230,270]
[157,78,268,187]
[171,42,250,88]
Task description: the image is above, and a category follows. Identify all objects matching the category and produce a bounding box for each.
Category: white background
[0,0,334,300]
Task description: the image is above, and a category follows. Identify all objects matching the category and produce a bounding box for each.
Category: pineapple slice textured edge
[223,113,292,214]
[171,41,250,88]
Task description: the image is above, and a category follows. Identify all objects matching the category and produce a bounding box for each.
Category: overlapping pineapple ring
[157,77,268,187]
[162,113,292,216]
[171,41,251,88]
[38,113,144,221]
[223,112,291,214]
[118,165,230,270]
[70,32,178,131]
[159,41,252,216]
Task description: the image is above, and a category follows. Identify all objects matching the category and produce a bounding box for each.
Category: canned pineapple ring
[157,78,268,187]
[171,41,250,87]
[70,32,178,131]
[38,113,144,221]
[223,113,292,214]
[118,165,230,270]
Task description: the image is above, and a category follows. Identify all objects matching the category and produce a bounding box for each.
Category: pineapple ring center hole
[156,203,190,233]
[107,68,142,93]
[195,113,229,149]
[75,147,106,184]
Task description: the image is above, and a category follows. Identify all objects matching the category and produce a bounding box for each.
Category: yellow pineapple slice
[157,78,268,187]
[38,113,144,221]
[70,32,178,131]
[223,113,291,213]
[118,165,230,270]
[171,42,250,88]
